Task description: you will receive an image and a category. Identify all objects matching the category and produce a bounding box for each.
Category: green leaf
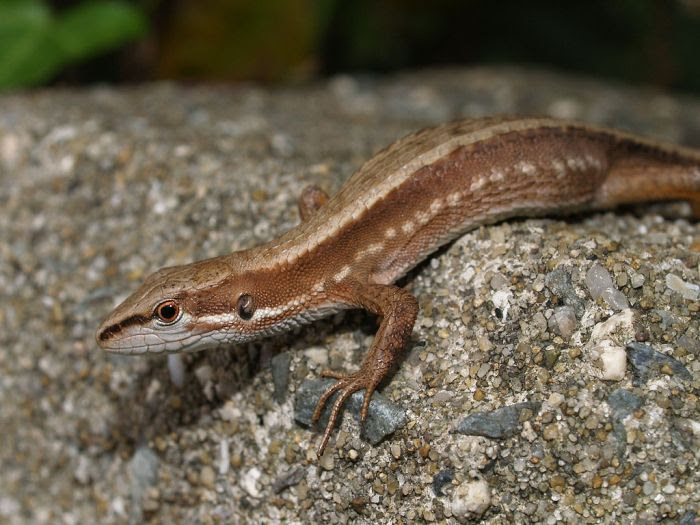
[0,0,61,89]
[54,0,147,62]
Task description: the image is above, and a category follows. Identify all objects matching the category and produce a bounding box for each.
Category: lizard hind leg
[310,282,419,457]
[298,185,329,221]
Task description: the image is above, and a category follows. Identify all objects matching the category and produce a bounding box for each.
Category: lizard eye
[237,294,255,320]
[155,300,180,324]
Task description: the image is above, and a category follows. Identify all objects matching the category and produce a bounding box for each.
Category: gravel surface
[1,67,699,524]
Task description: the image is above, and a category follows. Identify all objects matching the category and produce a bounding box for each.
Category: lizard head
[95,256,259,355]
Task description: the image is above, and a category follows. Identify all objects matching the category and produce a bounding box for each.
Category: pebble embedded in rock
[270,351,292,403]
[587,309,636,347]
[596,342,627,380]
[585,264,629,310]
[545,266,585,316]
[199,466,216,489]
[294,378,407,445]
[665,274,700,301]
[129,446,160,521]
[451,479,491,521]
[454,402,541,439]
[272,467,305,494]
[432,469,454,496]
[548,305,577,339]
[607,389,644,419]
[626,342,692,382]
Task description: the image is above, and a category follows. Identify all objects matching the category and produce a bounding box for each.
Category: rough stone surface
[626,342,692,382]
[454,402,542,439]
[2,67,700,523]
[294,378,407,445]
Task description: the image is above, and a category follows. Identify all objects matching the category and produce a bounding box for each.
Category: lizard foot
[311,369,381,457]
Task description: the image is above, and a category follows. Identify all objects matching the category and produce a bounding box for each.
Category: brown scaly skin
[96,116,700,456]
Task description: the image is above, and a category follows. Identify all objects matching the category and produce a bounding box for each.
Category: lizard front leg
[298,184,329,221]
[311,281,419,456]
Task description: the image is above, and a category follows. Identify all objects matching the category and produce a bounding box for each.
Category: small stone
[626,342,692,382]
[454,402,541,439]
[586,264,629,310]
[241,467,262,498]
[596,341,626,381]
[473,388,486,401]
[547,392,565,407]
[607,389,644,419]
[622,491,637,506]
[294,379,407,445]
[432,469,454,496]
[199,466,216,489]
[543,423,559,440]
[219,400,238,421]
[548,306,577,339]
[587,309,635,347]
[660,363,674,375]
[545,266,585,316]
[270,351,292,403]
[585,264,614,298]
[303,346,329,366]
[666,274,700,301]
[630,273,645,288]
[549,475,566,491]
[390,443,402,459]
[477,336,492,351]
[167,354,185,388]
[642,481,656,496]
[451,479,491,520]
[271,468,305,494]
[319,451,334,471]
[543,347,561,369]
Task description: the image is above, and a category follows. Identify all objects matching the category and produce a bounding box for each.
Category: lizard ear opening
[237,294,255,320]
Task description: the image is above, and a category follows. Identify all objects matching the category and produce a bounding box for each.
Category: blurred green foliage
[1,0,700,94]
[0,0,147,89]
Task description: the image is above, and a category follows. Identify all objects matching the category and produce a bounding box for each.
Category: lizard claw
[311,370,380,457]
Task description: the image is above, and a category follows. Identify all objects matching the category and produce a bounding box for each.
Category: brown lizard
[96,116,700,455]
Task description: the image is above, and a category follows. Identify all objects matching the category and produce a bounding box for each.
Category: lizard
[96,116,700,456]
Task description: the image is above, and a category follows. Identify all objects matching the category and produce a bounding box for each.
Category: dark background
[4,0,700,93]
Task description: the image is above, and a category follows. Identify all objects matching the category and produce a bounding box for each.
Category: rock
[596,341,627,380]
[270,351,292,403]
[587,309,636,346]
[548,305,577,339]
[454,402,541,439]
[678,333,700,356]
[432,469,454,496]
[167,354,185,388]
[199,466,216,489]
[129,446,160,522]
[671,418,700,451]
[545,266,585,316]
[240,467,262,498]
[629,272,645,289]
[271,467,305,494]
[585,264,629,310]
[294,378,407,445]
[626,342,692,382]
[451,479,491,521]
[607,389,644,419]
[679,510,698,525]
[666,274,700,301]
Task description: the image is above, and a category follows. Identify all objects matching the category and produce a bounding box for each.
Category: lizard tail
[596,157,700,219]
